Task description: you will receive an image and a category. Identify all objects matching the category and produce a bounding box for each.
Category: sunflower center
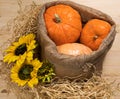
[18,64,33,80]
[15,43,27,56]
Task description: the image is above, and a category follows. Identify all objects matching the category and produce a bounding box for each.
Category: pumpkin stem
[93,35,98,40]
[53,13,61,23]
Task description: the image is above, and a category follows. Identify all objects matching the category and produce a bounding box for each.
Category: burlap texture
[37,1,116,80]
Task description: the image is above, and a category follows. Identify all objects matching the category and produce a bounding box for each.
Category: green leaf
[37,60,55,83]
[47,77,50,82]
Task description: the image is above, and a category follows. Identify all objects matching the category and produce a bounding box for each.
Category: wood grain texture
[0,0,120,98]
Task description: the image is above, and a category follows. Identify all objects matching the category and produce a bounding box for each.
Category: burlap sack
[37,1,116,80]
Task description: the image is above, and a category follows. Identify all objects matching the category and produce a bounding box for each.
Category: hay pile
[0,1,119,99]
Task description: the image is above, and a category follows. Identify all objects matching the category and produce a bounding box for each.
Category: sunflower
[11,58,42,88]
[3,33,36,64]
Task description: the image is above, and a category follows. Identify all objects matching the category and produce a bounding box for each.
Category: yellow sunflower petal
[11,66,20,73]
[19,33,35,44]
[33,59,42,69]
[28,77,38,88]
[8,56,19,64]
[3,53,12,62]
[13,56,19,62]
[25,33,35,44]
[32,59,40,67]
[16,52,26,65]
[18,35,26,44]
[12,42,20,46]
[18,80,28,86]
[31,69,37,78]
[3,53,18,63]
[19,80,28,86]
[30,59,42,79]
[11,63,21,76]
[27,40,36,51]
[11,73,18,80]
[11,72,28,86]
[5,45,16,52]
[26,51,33,61]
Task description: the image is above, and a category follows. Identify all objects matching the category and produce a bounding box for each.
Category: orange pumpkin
[44,4,82,45]
[57,43,92,56]
[80,19,111,50]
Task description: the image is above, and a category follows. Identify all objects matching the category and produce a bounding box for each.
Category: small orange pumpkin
[57,43,92,56]
[80,19,111,50]
[44,4,82,45]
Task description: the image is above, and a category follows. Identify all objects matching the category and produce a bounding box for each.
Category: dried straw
[0,1,120,99]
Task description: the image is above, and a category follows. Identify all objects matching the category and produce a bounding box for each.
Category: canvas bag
[37,1,116,79]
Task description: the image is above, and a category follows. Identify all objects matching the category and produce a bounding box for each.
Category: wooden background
[0,0,120,98]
